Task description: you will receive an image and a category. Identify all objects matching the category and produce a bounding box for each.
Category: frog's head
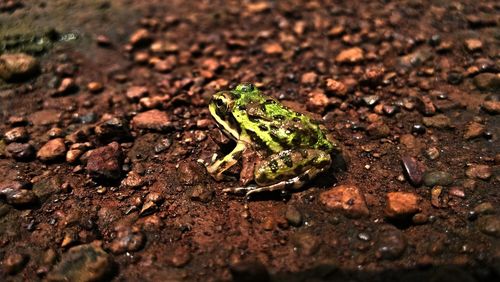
[209,90,240,139]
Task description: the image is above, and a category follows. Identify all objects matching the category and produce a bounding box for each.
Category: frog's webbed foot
[224,166,327,198]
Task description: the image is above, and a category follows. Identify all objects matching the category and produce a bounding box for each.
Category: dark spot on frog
[273,115,285,121]
[281,154,293,167]
[292,117,301,122]
[299,173,310,183]
[294,164,304,174]
[299,150,309,158]
[238,105,246,111]
[258,124,269,131]
[269,160,279,173]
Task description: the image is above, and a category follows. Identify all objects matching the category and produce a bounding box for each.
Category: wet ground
[0,0,499,281]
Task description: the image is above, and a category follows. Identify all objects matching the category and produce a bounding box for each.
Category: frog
[206,83,342,197]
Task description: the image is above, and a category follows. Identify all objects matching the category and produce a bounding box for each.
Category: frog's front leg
[206,140,246,181]
[223,149,331,197]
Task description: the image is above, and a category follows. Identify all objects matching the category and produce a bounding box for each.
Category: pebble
[95,117,130,142]
[411,124,426,135]
[482,100,500,114]
[423,170,454,187]
[0,53,39,81]
[285,205,303,227]
[477,215,500,238]
[37,138,66,162]
[86,142,123,180]
[385,192,421,218]
[307,90,328,113]
[46,242,115,281]
[425,147,440,160]
[132,109,172,132]
[121,171,145,189]
[262,43,283,54]
[87,81,104,93]
[319,184,370,218]
[376,228,407,260]
[140,201,157,216]
[398,49,432,68]
[465,164,492,180]
[66,142,91,163]
[55,77,77,95]
[463,122,485,140]
[473,202,495,215]
[473,73,500,92]
[335,47,364,64]
[3,253,29,274]
[422,114,451,128]
[464,38,482,52]
[6,142,35,161]
[412,213,429,225]
[4,127,29,143]
[126,86,148,101]
[325,79,347,96]
[109,225,145,254]
[400,156,425,186]
[190,184,214,203]
[129,28,151,47]
[301,72,317,84]
[292,232,321,256]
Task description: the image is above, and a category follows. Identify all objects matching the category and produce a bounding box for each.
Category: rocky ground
[0,0,499,281]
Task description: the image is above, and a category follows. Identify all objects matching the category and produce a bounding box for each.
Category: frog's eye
[237,83,255,92]
[213,98,228,116]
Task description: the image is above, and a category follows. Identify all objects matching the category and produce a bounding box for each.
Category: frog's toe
[223,185,258,195]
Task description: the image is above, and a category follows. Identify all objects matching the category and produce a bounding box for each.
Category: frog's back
[233,91,334,153]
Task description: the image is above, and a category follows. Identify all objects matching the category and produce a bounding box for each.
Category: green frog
[207,83,341,197]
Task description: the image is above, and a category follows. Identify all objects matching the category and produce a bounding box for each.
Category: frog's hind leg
[206,141,246,181]
[223,166,328,198]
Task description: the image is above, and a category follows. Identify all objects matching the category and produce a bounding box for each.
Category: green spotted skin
[207,83,338,197]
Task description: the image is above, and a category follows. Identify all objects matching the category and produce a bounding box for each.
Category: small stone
[473,73,500,92]
[307,90,328,113]
[190,184,214,203]
[474,202,495,215]
[126,86,148,101]
[362,95,380,107]
[245,1,270,13]
[48,127,64,138]
[3,253,29,274]
[422,114,451,128]
[285,205,303,227]
[4,127,29,143]
[425,147,440,160]
[367,122,390,138]
[412,213,429,225]
[129,28,151,47]
[132,109,172,132]
[482,100,500,114]
[87,81,103,93]
[301,72,318,84]
[6,143,35,161]
[325,79,347,96]
[292,233,321,256]
[140,201,157,216]
[0,53,39,82]
[263,43,283,54]
[465,164,492,180]
[411,124,426,135]
[376,228,407,260]
[416,96,436,116]
[37,138,66,162]
[5,189,39,207]
[464,39,482,52]
[95,117,130,142]
[170,246,191,267]
[401,156,425,186]
[46,242,115,282]
[55,78,77,95]
[86,142,123,180]
[121,171,145,189]
[464,122,485,140]
[66,143,91,164]
[423,171,454,187]
[385,192,421,218]
[109,225,145,254]
[335,47,364,64]
[477,215,500,238]
[398,49,432,68]
[319,184,370,218]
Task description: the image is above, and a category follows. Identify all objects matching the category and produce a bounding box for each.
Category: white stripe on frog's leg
[206,141,247,181]
[222,165,326,198]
